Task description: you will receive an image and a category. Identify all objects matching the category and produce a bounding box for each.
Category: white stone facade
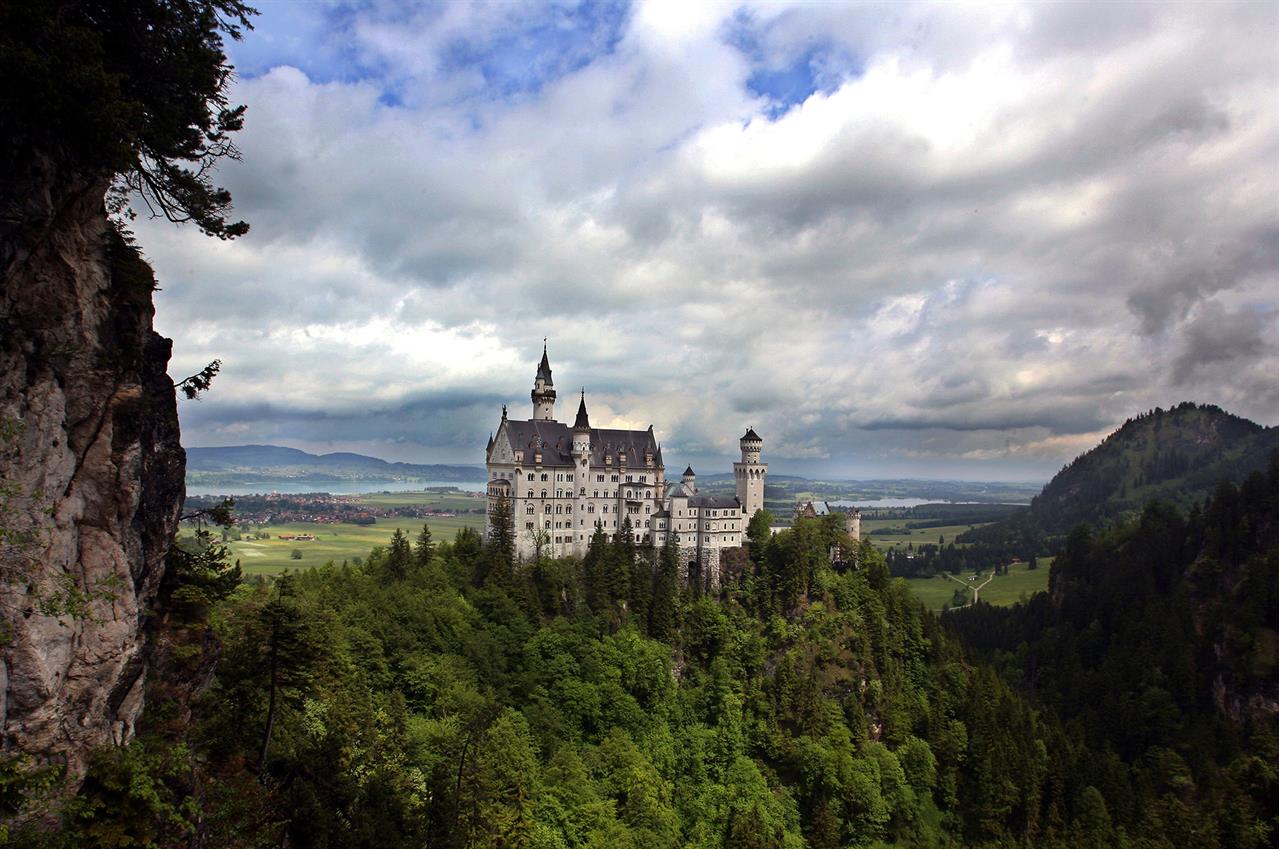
[485,349,767,582]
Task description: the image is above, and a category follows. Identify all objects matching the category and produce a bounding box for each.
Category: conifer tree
[254,576,323,770]
[413,522,434,567]
[629,545,654,632]
[649,533,680,641]
[486,494,516,586]
[583,523,609,612]
[608,517,636,604]
[386,528,412,581]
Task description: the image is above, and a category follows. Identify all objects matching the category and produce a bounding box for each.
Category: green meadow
[904,559,1053,613]
[220,491,486,575]
[861,519,986,550]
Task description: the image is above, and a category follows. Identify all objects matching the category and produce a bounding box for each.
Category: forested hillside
[946,457,1279,848]
[7,497,1274,847]
[963,403,1279,555]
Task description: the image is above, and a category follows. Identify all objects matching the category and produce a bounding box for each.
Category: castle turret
[531,344,556,420]
[682,465,696,493]
[572,390,591,455]
[847,507,861,541]
[734,427,767,518]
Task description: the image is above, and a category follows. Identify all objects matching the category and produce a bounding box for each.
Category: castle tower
[572,390,591,454]
[531,344,556,420]
[572,390,591,553]
[682,465,696,493]
[734,427,767,518]
[847,507,861,541]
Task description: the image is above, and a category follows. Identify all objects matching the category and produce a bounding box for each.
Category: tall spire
[536,341,553,386]
[531,342,557,420]
[573,389,590,431]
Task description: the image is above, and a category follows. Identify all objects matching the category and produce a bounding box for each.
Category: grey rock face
[0,157,184,782]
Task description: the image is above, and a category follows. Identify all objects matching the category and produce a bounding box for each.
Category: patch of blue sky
[724,9,862,118]
[226,1,381,85]
[439,0,630,100]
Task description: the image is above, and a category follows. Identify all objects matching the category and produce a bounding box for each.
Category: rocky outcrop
[0,155,185,782]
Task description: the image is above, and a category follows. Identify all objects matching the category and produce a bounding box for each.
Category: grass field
[219,491,486,575]
[862,520,986,550]
[903,559,1053,612]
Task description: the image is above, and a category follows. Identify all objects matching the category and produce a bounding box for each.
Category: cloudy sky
[139,0,1279,481]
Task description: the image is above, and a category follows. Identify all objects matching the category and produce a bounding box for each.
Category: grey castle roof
[573,392,590,430]
[683,465,695,477]
[742,427,761,441]
[499,418,662,468]
[536,346,553,385]
[688,495,743,510]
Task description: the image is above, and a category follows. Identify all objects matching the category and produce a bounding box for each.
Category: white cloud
[141,0,1279,479]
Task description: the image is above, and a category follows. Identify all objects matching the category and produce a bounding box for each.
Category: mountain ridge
[186,444,484,481]
[963,402,1279,549]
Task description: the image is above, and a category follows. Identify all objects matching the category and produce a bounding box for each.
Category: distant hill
[186,444,484,484]
[964,402,1279,549]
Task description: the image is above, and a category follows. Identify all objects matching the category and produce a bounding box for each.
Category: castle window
[544,505,552,513]
[525,522,533,529]
[525,506,533,515]
[544,520,551,529]
[580,487,585,496]
[597,474,604,482]
[555,505,562,514]
[645,505,651,514]
[541,489,547,498]
[626,474,633,483]
[588,505,595,513]
[611,474,619,482]
[541,473,548,481]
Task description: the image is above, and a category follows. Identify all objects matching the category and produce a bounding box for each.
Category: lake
[830,498,986,509]
[186,479,490,497]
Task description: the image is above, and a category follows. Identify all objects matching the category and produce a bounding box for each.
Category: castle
[485,347,766,586]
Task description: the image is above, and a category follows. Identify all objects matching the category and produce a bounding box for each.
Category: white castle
[484,347,766,586]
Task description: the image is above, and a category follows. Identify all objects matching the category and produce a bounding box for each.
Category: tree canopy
[0,0,256,238]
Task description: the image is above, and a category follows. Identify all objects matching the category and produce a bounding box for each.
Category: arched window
[541,489,547,498]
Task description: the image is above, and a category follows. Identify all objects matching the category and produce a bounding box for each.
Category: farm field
[218,490,486,575]
[904,559,1053,613]
[227,516,484,574]
[862,520,987,550]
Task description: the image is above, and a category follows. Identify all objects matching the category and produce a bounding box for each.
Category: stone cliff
[0,156,185,782]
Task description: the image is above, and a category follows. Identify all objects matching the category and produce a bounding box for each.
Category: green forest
[5,462,1277,847]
